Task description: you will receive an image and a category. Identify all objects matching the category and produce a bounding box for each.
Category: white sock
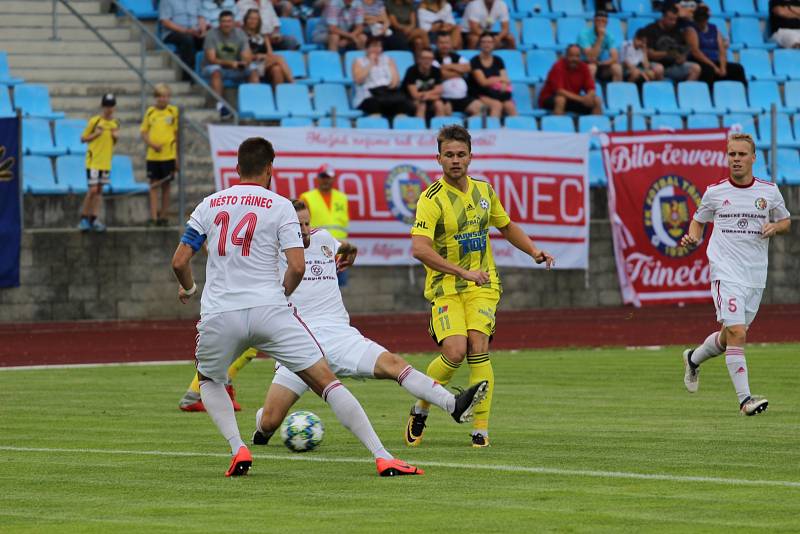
[397,365,455,413]
[725,346,751,404]
[690,331,725,368]
[322,380,393,460]
[200,380,246,454]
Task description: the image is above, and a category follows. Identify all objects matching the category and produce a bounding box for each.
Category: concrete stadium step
[13,67,176,83]
[0,1,101,15]
[0,40,144,55]
[45,82,195,97]
[8,54,166,70]
[0,27,133,41]
[51,94,207,112]
[0,13,120,28]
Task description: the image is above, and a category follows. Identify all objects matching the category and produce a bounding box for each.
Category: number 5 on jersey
[214,211,258,256]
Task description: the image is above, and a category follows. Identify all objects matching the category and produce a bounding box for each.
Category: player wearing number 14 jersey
[680,133,791,415]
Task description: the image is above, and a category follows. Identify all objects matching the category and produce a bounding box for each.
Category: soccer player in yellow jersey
[140,84,179,226]
[405,125,555,448]
[78,93,119,232]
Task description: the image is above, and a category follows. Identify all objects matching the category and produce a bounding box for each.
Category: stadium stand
[54,119,88,155]
[275,83,325,119]
[313,83,364,118]
[22,118,66,157]
[109,155,149,194]
[355,116,391,129]
[504,115,538,130]
[0,51,23,85]
[0,85,15,118]
[14,84,65,120]
[643,81,690,116]
[23,155,67,195]
[393,116,426,130]
[238,83,287,120]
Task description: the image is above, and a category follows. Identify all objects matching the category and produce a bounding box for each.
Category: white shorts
[272,325,387,396]
[195,304,325,383]
[711,280,763,327]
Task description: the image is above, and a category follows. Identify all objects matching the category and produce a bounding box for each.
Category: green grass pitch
[1,345,799,532]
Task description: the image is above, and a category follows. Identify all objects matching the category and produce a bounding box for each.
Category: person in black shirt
[641,5,701,82]
[403,47,446,119]
[469,32,517,118]
[769,0,800,48]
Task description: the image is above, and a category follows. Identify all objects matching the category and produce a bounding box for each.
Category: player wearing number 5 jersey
[405,125,555,448]
[680,133,791,416]
[171,137,421,477]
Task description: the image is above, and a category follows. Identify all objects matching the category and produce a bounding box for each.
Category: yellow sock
[466,353,493,432]
[416,354,461,411]
[227,348,258,381]
[187,372,201,394]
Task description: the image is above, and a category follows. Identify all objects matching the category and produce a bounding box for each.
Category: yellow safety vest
[300,188,350,240]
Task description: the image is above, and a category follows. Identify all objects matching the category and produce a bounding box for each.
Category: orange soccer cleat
[376,458,424,477]
[225,446,252,477]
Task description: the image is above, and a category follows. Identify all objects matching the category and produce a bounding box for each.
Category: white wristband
[183,282,197,296]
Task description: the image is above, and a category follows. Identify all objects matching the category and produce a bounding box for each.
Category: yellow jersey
[412,176,511,301]
[83,115,119,171]
[140,105,179,161]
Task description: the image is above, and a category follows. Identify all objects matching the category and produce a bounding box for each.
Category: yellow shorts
[428,288,500,344]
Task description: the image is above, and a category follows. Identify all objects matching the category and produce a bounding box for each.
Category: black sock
[89,216,96,224]
[687,349,699,370]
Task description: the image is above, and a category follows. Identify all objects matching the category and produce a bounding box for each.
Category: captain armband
[180,225,207,252]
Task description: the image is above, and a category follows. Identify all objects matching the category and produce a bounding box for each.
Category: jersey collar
[728,176,755,188]
[439,176,473,197]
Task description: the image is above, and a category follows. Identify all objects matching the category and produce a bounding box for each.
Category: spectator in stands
[236,0,300,50]
[434,32,484,116]
[201,0,237,29]
[385,0,429,52]
[160,0,206,76]
[620,28,665,83]
[577,11,623,82]
[769,0,800,48]
[641,5,701,82]
[418,0,462,49]
[686,5,747,86]
[352,35,416,118]
[203,10,258,118]
[538,44,602,116]
[277,0,323,22]
[403,47,446,120]
[313,0,368,51]
[460,0,515,49]
[663,0,701,29]
[362,0,393,40]
[470,32,517,118]
[140,84,179,227]
[78,94,119,233]
[242,8,295,86]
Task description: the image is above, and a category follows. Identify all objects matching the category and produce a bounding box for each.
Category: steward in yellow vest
[299,164,350,240]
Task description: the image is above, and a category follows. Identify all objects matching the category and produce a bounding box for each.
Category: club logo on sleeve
[643,175,703,258]
[479,198,489,210]
[754,197,767,210]
[385,165,432,225]
[321,245,333,258]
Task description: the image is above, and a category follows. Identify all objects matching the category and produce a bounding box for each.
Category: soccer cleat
[404,409,428,447]
[682,349,700,393]
[252,408,274,445]
[226,384,242,411]
[451,380,489,423]
[225,446,252,477]
[178,391,205,412]
[91,219,106,232]
[77,219,91,232]
[471,433,490,448]
[740,396,769,416]
[376,457,424,477]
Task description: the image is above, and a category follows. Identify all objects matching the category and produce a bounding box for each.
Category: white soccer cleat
[740,396,769,416]
[682,349,700,393]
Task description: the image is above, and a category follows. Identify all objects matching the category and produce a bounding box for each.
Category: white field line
[0,360,197,371]
[1,445,799,489]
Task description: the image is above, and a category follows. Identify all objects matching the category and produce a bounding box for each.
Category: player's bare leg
[253,383,300,445]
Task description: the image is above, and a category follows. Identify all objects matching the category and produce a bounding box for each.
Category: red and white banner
[603,129,729,306]
[209,125,590,268]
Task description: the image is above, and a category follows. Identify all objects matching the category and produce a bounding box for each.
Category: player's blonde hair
[153,83,171,97]
[727,132,756,155]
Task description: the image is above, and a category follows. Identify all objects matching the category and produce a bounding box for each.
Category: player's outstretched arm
[411,235,490,285]
[762,217,791,239]
[336,241,358,272]
[283,247,306,297]
[680,220,705,248]
[172,243,197,304]
[497,222,555,269]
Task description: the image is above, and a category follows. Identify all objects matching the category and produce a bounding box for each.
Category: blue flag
[0,116,21,288]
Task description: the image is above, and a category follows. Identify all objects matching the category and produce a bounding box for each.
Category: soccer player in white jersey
[171,137,422,477]
[251,200,489,446]
[679,133,791,415]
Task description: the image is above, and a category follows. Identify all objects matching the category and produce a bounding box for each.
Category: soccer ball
[280,410,324,452]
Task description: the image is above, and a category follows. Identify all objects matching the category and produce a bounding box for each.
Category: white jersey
[694,177,790,288]
[280,228,350,328]
[187,184,303,315]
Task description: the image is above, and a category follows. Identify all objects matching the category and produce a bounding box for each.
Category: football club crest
[321,245,333,258]
[754,197,767,210]
[479,198,489,210]
[643,175,703,258]
[384,165,433,225]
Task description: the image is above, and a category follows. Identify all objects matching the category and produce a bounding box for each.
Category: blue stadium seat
[23,155,66,194]
[738,49,785,81]
[117,0,158,19]
[772,149,800,184]
[773,49,800,80]
[238,84,287,120]
[0,51,24,85]
[511,82,544,117]
[723,0,758,17]
[504,115,538,130]
[317,117,353,128]
[308,50,347,84]
[703,0,724,16]
[355,116,390,129]
[578,114,611,148]
[605,18,624,47]
[467,116,502,129]
[606,82,655,116]
[619,0,654,17]
[23,118,66,156]
[109,155,148,194]
[650,114,684,130]
[643,81,688,116]
[752,149,770,179]
[626,16,656,39]
[557,18,589,46]
[393,116,425,129]
[525,49,556,83]
[304,18,323,50]
[275,51,315,84]
[687,114,720,129]
[786,81,800,110]
[494,50,534,84]
[553,0,584,17]
[313,83,363,118]
[54,119,88,155]
[748,80,797,113]
[756,0,770,13]
[14,84,64,119]
[55,155,88,194]
[521,18,559,50]
[713,81,760,114]
[385,51,415,79]
[512,0,559,20]
[730,17,776,50]
[722,113,758,136]
[678,81,721,114]
[280,117,314,127]
[794,113,800,143]
[0,85,15,118]
[456,49,479,63]
[541,115,575,132]
[279,17,317,52]
[276,83,325,119]
[430,116,464,129]
[344,50,365,83]
[612,114,647,131]
[588,149,607,187]
[756,112,800,148]
[709,17,729,40]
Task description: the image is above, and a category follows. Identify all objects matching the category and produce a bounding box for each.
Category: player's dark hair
[237,137,275,177]
[662,4,678,15]
[219,9,234,19]
[437,124,471,153]
[634,28,648,40]
[366,35,383,48]
[479,31,495,42]
[291,199,307,211]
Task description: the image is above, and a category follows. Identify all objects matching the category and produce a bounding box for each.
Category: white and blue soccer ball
[280,410,324,452]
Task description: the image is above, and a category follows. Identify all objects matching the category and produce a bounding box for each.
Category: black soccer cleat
[404,409,428,447]
[451,380,489,423]
[471,433,490,448]
[252,429,274,446]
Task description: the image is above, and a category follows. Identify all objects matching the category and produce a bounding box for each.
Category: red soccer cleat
[226,384,242,412]
[225,446,252,477]
[376,458,424,477]
[179,400,206,412]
